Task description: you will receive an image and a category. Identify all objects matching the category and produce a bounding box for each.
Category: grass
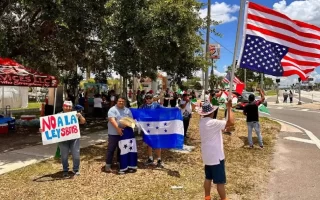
[0,111,280,200]
[11,102,42,110]
[265,90,277,96]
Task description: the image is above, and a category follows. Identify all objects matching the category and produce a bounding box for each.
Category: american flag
[239,2,320,80]
[223,72,243,84]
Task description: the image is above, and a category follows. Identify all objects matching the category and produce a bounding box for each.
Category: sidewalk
[266,96,320,110]
[0,130,107,175]
[264,121,320,199]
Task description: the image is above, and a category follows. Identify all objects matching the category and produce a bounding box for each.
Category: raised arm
[224,99,235,131]
[258,88,265,102]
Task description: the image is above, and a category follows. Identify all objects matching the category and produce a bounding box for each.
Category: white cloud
[273,0,320,26]
[193,69,226,80]
[199,2,240,24]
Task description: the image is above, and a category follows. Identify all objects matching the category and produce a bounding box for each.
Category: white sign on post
[40,111,80,145]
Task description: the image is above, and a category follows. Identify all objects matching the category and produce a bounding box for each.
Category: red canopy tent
[0,58,59,113]
[0,58,58,87]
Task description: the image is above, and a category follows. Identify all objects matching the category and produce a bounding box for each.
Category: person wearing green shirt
[210,90,222,119]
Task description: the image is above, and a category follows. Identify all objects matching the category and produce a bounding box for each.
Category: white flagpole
[228,0,246,100]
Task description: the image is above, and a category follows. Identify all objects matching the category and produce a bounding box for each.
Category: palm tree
[216,76,225,89]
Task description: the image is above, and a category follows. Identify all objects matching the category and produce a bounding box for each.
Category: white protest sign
[40,111,80,145]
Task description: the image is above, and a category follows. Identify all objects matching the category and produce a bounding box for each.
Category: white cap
[63,101,73,107]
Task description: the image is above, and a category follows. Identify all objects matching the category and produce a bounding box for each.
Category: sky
[198,0,320,86]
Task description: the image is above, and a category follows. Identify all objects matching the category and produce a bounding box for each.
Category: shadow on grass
[78,140,184,178]
[32,171,76,182]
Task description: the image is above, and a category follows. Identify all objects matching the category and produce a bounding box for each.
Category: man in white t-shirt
[93,94,103,118]
[198,100,234,200]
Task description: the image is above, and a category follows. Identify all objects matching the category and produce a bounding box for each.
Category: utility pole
[211,59,214,76]
[276,78,280,104]
[244,69,246,90]
[260,73,264,90]
[204,0,211,92]
[298,78,302,105]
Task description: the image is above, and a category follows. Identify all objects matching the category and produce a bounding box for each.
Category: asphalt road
[264,108,320,200]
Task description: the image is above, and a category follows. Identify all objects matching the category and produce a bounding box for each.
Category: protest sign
[40,111,80,145]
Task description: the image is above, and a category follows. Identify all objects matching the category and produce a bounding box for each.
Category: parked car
[235,91,267,110]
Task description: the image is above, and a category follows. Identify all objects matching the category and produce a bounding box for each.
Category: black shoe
[156,160,164,168]
[145,158,154,166]
[62,171,69,178]
[260,145,264,149]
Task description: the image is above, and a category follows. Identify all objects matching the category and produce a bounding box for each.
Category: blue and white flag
[130,108,184,149]
[119,127,138,172]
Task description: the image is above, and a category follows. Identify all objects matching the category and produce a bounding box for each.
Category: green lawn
[265,90,277,96]
[255,90,277,96]
[27,102,42,109]
[12,102,42,110]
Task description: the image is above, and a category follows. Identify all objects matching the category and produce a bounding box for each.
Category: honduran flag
[130,108,184,149]
[118,127,138,172]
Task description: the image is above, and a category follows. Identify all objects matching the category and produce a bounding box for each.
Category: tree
[0,0,109,80]
[182,77,201,90]
[103,0,217,91]
[194,82,203,90]
[264,77,274,90]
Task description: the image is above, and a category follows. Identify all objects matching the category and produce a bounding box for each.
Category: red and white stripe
[223,77,229,84]
[222,76,243,84]
[233,76,242,84]
[244,2,320,80]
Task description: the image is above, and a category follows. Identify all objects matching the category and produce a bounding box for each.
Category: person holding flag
[139,93,164,168]
[199,100,234,200]
[179,93,192,141]
[105,96,133,173]
[209,90,223,119]
[243,89,265,148]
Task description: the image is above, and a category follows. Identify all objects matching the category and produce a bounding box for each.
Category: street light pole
[276,84,279,104]
[260,73,264,90]
[204,0,211,93]
[275,78,280,104]
[298,78,302,105]
[244,69,246,90]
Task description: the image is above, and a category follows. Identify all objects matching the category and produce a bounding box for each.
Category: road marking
[270,117,320,150]
[284,137,315,144]
[301,109,309,111]
[269,107,320,114]
[276,107,283,109]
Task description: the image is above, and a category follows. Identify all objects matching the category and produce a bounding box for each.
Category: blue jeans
[59,139,80,172]
[247,122,263,146]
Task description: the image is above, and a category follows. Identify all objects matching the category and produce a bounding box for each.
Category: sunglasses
[145,97,152,100]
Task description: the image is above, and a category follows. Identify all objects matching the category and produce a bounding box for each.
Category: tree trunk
[86,66,90,79]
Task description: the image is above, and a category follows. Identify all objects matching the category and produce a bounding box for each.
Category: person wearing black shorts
[199,101,235,200]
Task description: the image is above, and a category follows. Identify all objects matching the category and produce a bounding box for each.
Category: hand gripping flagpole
[228,0,246,101]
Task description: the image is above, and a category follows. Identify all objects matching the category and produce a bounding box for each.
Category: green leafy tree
[264,77,274,90]
[103,0,218,91]
[0,0,109,82]
[194,82,203,90]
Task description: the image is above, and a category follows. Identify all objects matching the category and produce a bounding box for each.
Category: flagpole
[228,0,246,100]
